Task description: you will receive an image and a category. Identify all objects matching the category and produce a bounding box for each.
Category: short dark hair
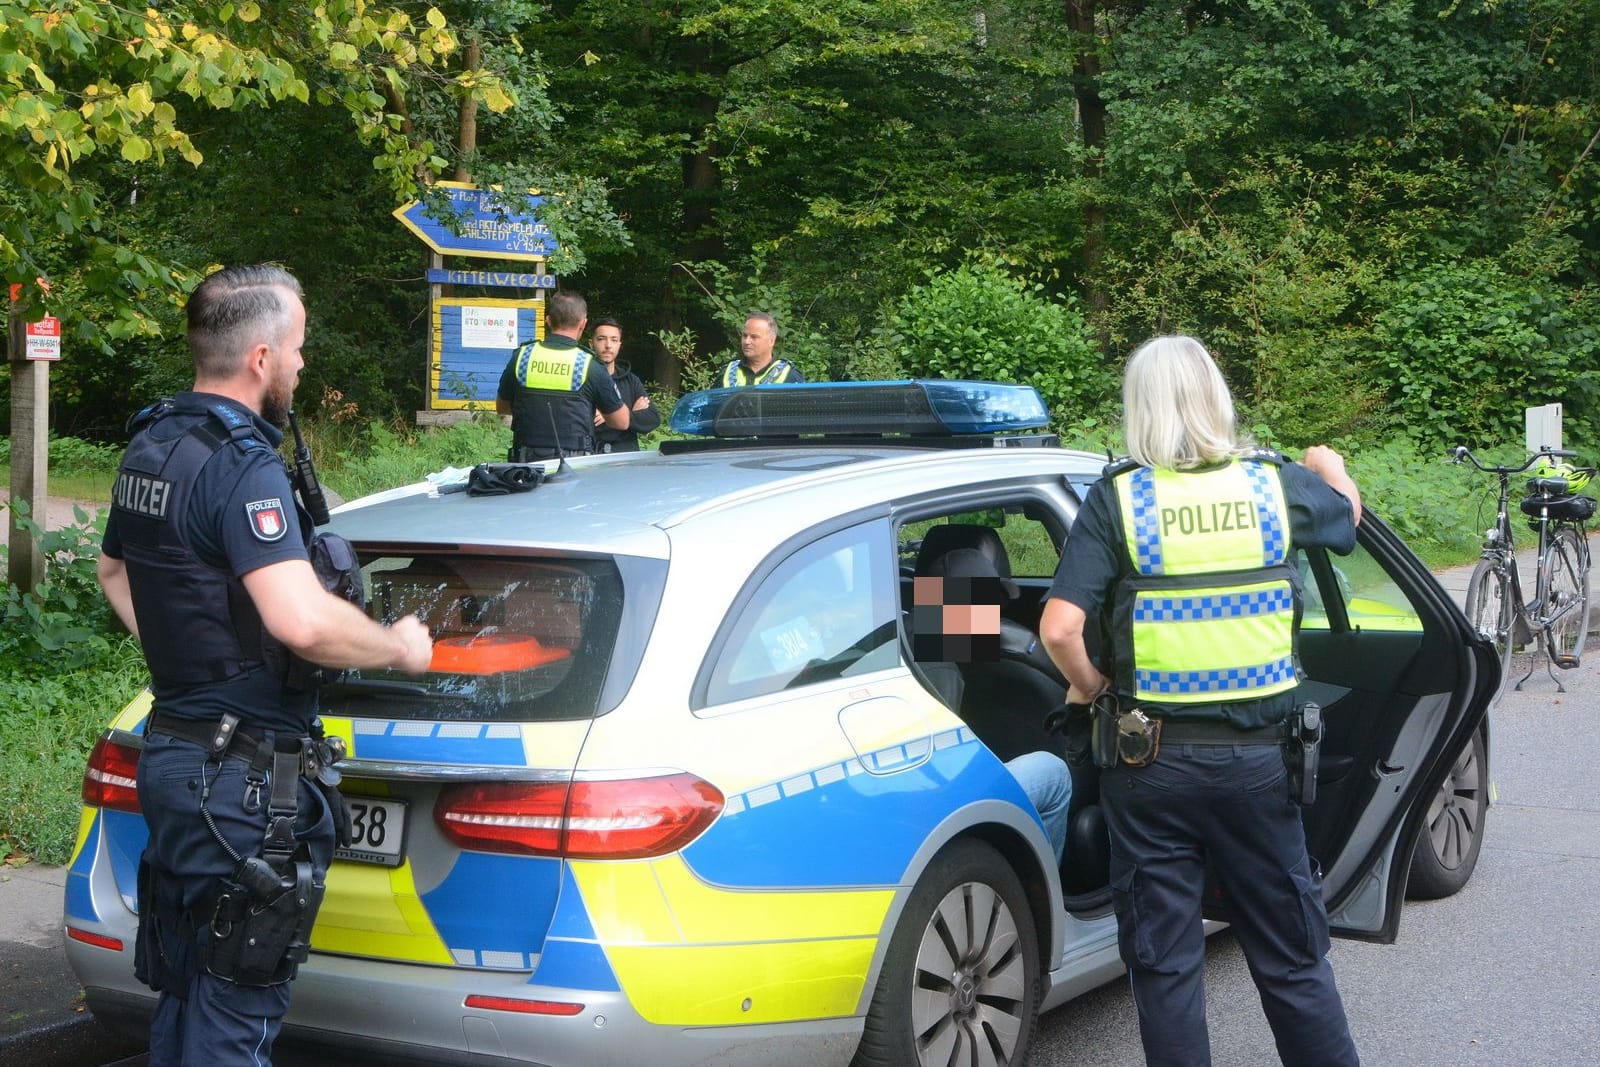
[546,290,588,331]
[186,264,303,380]
[590,316,622,333]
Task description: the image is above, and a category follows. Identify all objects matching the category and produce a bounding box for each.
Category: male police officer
[1040,335,1362,1067]
[496,290,629,459]
[590,317,661,453]
[97,264,434,1065]
[720,312,805,387]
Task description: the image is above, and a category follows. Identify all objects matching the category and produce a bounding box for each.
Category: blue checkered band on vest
[1132,587,1294,623]
[1135,656,1298,695]
[1130,467,1164,575]
[569,351,590,390]
[1242,460,1289,566]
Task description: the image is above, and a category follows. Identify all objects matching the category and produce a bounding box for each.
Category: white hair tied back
[1122,335,1250,470]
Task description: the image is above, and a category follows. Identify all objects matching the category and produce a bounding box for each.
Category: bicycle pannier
[1520,493,1597,522]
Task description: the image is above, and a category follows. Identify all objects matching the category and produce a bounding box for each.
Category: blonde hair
[1122,335,1250,470]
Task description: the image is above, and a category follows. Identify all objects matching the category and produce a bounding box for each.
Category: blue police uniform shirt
[1048,458,1357,727]
[103,393,315,730]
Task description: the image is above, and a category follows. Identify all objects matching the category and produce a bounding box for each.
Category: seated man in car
[911,548,1071,864]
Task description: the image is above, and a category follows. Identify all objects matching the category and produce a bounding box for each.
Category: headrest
[914,524,1018,595]
[922,546,1020,602]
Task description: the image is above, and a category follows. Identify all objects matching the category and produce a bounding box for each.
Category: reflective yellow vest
[1110,457,1299,705]
[516,342,590,392]
[721,359,797,387]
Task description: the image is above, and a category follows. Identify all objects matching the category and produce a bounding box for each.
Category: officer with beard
[97,263,434,1064]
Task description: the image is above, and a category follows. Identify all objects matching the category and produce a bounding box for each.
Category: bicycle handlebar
[1450,444,1583,476]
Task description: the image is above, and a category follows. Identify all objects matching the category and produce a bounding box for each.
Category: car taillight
[82,736,141,813]
[435,773,724,859]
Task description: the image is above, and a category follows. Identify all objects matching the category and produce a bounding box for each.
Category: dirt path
[0,490,107,531]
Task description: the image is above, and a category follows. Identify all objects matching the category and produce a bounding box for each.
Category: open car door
[1284,512,1497,942]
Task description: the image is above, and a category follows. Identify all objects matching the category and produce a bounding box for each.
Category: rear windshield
[321,552,625,722]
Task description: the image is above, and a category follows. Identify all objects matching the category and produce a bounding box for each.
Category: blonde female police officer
[1039,336,1363,1067]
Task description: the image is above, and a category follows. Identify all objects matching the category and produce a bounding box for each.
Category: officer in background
[589,317,661,453]
[1039,335,1363,1067]
[720,312,805,387]
[496,290,629,459]
[97,264,434,1064]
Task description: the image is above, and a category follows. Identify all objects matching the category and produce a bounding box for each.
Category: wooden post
[7,295,48,593]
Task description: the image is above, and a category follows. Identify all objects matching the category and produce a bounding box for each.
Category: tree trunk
[453,35,481,183]
[1067,0,1109,333]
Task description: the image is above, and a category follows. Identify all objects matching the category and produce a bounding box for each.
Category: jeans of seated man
[1005,750,1071,864]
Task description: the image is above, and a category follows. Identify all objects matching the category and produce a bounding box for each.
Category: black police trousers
[1103,742,1360,1067]
[136,729,334,1067]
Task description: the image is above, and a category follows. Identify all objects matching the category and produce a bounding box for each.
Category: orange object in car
[429,634,571,674]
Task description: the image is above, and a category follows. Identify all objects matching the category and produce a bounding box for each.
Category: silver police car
[66,381,1494,1066]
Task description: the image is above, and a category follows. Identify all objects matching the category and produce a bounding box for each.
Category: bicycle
[1452,444,1596,696]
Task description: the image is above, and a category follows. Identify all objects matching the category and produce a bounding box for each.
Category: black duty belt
[1155,719,1288,746]
[146,711,305,765]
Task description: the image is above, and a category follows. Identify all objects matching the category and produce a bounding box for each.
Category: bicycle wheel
[1541,526,1590,668]
[1464,560,1513,700]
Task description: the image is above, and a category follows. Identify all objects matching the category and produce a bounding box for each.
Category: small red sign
[25,317,61,361]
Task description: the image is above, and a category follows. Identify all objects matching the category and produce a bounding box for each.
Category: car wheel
[853,839,1039,1067]
[1406,727,1488,900]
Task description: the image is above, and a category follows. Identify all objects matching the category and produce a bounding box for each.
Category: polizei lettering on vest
[527,357,570,376]
[1159,498,1256,537]
[113,472,173,519]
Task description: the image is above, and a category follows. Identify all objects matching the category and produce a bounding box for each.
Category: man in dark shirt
[496,290,629,459]
[97,264,434,1064]
[589,317,661,452]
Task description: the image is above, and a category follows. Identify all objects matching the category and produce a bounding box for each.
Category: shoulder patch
[245,498,289,542]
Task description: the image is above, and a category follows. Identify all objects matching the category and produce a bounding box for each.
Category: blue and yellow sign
[431,297,542,410]
[395,182,558,262]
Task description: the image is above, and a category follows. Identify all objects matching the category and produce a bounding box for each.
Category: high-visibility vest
[517,342,591,392]
[1109,456,1299,705]
[721,358,797,387]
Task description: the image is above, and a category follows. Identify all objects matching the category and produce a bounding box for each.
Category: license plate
[335,797,408,867]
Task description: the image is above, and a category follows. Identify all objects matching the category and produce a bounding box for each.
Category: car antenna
[543,406,574,480]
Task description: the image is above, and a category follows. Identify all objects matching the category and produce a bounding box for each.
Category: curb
[0,1013,143,1066]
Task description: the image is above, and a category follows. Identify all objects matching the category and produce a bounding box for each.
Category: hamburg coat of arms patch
[245,498,289,542]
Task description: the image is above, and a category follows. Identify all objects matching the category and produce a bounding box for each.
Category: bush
[1367,261,1600,452]
[318,415,513,501]
[890,263,1112,425]
[0,504,117,669]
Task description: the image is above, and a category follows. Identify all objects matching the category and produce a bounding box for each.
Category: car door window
[1298,543,1423,632]
[705,523,899,706]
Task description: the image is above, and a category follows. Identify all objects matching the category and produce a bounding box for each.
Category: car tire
[1406,726,1488,900]
[853,839,1039,1067]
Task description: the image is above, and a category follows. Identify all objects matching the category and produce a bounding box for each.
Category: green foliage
[318,416,513,501]
[1367,261,1600,449]
[1339,435,1487,564]
[890,263,1110,423]
[0,638,146,865]
[0,502,116,668]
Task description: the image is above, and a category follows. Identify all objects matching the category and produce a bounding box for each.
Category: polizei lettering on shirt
[526,357,572,376]
[1159,498,1257,537]
[113,472,173,519]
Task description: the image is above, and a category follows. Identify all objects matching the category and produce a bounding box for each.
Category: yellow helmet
[1530,460,1593,494]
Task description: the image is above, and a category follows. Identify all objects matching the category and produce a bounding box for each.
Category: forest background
[1,0,1598,861]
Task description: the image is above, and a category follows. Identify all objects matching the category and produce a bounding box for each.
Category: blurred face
[260,293,306,428]
[592,324,623,367]
[740,317,776,368]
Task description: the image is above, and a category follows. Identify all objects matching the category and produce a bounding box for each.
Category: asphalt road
[1033,639,1600,1067]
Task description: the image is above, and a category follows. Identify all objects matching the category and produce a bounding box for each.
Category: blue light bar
[668,380,1051,438]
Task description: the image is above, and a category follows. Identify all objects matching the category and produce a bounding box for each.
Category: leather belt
[147,711,305,764]
[1156,719,1288,745]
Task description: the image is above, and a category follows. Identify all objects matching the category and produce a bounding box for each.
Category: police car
[65,381,1496,1066]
